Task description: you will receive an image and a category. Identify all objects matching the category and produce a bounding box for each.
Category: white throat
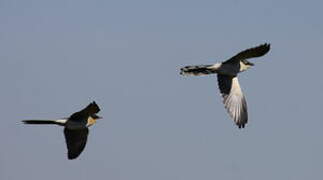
[239,62,252,72]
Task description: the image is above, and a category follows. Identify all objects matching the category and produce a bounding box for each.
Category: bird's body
[180,43,270,128]
[23,101,102,159]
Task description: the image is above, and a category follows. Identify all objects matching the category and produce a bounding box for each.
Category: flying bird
[22,101,102,159]
[180,43,270,128]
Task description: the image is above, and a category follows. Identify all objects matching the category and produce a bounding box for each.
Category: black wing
[69,101,100,122]
[64,128,89,160]
[223,43,270,64]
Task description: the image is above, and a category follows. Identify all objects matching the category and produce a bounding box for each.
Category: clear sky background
[1,0,323,179]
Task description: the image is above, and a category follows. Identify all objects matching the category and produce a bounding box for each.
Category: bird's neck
[239,62,252,72]
[86,116,97,127]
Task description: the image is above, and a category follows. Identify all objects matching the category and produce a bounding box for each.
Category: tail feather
[180,65,216,76]
[22,120,66,126]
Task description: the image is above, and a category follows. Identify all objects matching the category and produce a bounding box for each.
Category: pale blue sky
[1,0,323,179]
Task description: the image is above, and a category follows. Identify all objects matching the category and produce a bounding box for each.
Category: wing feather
[64,128,89,159]
[224,43,270,64]
[217,75,248,128]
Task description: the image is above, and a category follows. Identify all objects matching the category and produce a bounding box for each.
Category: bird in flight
[22,101,102,159]
[180,43,270,128]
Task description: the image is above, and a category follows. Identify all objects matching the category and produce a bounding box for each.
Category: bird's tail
[22,119,67,126]
[180,65,217,76]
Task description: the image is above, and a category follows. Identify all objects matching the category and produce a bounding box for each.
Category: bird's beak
[96,116,103,120]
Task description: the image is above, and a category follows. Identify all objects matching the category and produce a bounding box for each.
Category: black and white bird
[180,43,270,128]
[22,101,102,159]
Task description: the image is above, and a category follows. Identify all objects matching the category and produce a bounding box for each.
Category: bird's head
[239,60,254,72]
[242,60,254,66]
[92,114,103,120]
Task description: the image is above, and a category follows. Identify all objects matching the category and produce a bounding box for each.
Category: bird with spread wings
[180,43,270,128]
[23,101,102,159]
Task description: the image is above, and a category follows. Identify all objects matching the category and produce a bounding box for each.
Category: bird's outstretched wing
[223,43,270,64]
[64,128,89,160]
[69,101,101,122]
[217,75,248,128]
